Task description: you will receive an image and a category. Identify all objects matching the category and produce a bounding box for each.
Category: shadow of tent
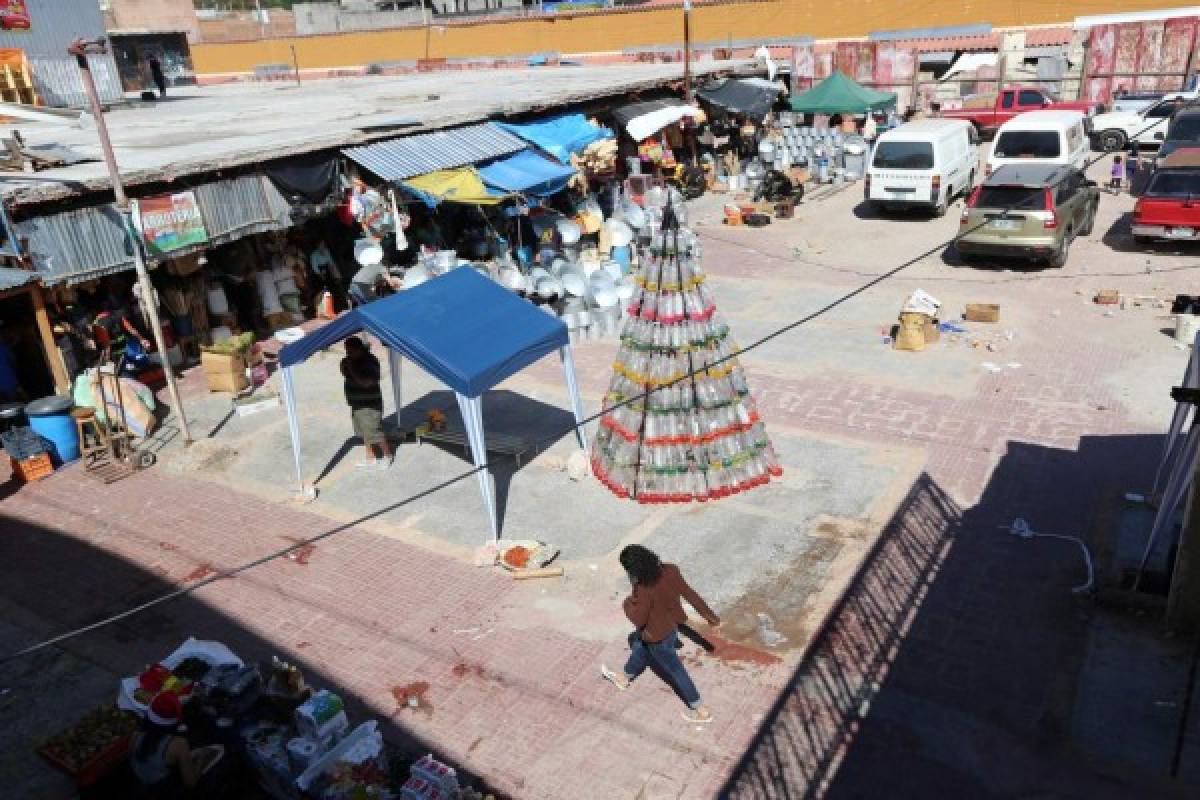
[719,433,1193,800]
[0,510,509,800]
[390,388,579,536]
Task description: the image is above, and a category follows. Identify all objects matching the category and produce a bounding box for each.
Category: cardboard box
[201,350,249,393]
[265,311,293,331]
[964,303,1000,323]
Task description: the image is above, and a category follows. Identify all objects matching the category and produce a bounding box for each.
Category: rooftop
[0,60,749,211]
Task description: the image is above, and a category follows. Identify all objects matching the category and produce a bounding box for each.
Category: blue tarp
[495,114,612,164]
[477,150,579,197]
[278,268,568,398]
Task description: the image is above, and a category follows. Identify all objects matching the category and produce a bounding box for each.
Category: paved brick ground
[4,180,1200,797]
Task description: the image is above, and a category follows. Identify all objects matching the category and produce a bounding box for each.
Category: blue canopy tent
[495,114,612,164]
[278,268,589,541]
[477,150,579,198]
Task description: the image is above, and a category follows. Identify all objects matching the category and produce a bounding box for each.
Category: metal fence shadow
[720,472,961,800]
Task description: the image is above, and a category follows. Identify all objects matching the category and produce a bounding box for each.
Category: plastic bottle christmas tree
[591,203,782,503]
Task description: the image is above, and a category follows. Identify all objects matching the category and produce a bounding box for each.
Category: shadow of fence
[720,473,961,799]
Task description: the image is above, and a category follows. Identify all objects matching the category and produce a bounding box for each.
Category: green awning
[790,71,897,114]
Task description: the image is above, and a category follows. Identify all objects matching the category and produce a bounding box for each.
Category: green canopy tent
[790,70,896,114]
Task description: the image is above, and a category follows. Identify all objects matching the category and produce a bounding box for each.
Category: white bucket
[206,286,229,316]
[1176,313,1200,345]
[354,239,384,266]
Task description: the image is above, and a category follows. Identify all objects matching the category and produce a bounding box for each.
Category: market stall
[697,77,786,122]
[278,267,589,541]
[39,636,491,798]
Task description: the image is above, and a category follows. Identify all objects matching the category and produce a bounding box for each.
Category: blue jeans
[624,627,702,709]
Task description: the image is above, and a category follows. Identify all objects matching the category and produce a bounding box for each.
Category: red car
[941,87,1101,139]
[1133,148,1200,244]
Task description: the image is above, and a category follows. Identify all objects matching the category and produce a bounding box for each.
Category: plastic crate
[11,452,53,483]
[39,732,133,787]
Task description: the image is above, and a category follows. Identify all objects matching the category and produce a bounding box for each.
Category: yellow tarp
[402,168,505,205]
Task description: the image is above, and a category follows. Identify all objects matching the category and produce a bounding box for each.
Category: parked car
[1111,91,1175,113]
[1132,148,1200,244]
[941,86,1101,138]
[864,119,981,216]
[986,111,1090,177]
[1153,104,1200,168]
[1089,92,1198,151]
[956,164,1099,267]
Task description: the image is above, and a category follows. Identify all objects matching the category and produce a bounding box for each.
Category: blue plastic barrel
[25,395,78,465]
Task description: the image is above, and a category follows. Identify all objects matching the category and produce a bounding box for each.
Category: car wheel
[1049,234,1071,268]
[1099,130,1127,151]
[1079,206,1096,236]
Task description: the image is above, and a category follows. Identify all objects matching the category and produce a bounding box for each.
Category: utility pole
[682,0,693,104]
[69,39,194,445]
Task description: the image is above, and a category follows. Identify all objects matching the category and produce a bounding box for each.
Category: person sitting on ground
[130,692,224,800]
[341,336,392,469]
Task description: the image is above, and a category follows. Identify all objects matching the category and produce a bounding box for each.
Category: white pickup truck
[1090,91,1200,151]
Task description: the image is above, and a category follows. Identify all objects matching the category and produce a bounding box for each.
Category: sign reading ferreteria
[134,191,208,257]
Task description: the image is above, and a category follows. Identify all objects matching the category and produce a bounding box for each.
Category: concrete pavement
[4,168,1200,797]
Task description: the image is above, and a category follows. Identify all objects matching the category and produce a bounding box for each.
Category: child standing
[1110,155,1124,192]
[1126,143,1140,191]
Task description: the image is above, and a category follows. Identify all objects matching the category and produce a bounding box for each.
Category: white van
[865,119,981,216]
[987,110,1089,176]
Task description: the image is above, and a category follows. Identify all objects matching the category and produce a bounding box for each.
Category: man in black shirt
[340,337,392,469]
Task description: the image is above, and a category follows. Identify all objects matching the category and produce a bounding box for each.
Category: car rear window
[872,141,934,169]
[1145,171,1200,197]
[993,131,1061,159]
[1167,116,1200,142]
[974,186,1045,210]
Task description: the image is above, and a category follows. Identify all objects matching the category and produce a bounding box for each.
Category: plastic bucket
[25,395,78,465]
[610,246,632,270]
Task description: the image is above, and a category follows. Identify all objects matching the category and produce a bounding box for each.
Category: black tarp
[608,99,681,129]
[697,78,781,120]
[264,153,338,204]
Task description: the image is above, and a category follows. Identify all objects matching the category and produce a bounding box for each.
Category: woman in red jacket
[602,544,721,723]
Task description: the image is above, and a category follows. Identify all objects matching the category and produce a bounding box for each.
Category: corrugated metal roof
[1026,27,1073,47]
[16,174,294,286]
[0,267,38,293]
[342,123,528,182]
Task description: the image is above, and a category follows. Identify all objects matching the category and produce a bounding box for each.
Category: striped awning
[343,124,528,183]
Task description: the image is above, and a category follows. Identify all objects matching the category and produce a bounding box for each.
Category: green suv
[956,164,1099,267]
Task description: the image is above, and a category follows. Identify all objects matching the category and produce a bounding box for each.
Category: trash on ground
[1094,289,1120,305]
[901,289,941,316]
[756,613,787,647]
[964,303,1000,323]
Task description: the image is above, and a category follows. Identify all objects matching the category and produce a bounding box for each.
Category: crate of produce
[39,706,139,787]
[11,451,53,483]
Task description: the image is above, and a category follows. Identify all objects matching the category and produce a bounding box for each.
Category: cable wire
[0,112,1163,664]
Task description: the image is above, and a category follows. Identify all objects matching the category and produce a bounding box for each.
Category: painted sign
[135,192,208,257]
[0,0,30,31]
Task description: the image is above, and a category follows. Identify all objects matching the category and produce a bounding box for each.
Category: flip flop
[681,709,714,724]
[600,664,629,691]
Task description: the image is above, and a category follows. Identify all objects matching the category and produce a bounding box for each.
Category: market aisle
[0,459,790,798]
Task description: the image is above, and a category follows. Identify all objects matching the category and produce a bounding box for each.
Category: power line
[0,113,1161,665]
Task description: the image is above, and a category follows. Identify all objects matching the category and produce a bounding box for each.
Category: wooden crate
[11,452,53,483]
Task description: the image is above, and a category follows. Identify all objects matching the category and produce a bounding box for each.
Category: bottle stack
[591,203,782,503]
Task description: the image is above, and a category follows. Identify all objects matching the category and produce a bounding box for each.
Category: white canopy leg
[458,393,499,542]
[559,344,589,456]
[281,366,312,498]
[387,348,403,426]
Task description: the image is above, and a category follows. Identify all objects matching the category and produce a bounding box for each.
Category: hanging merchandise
[591,199,782,503]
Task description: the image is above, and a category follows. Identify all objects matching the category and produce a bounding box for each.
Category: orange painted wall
[192,0,1182,75]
